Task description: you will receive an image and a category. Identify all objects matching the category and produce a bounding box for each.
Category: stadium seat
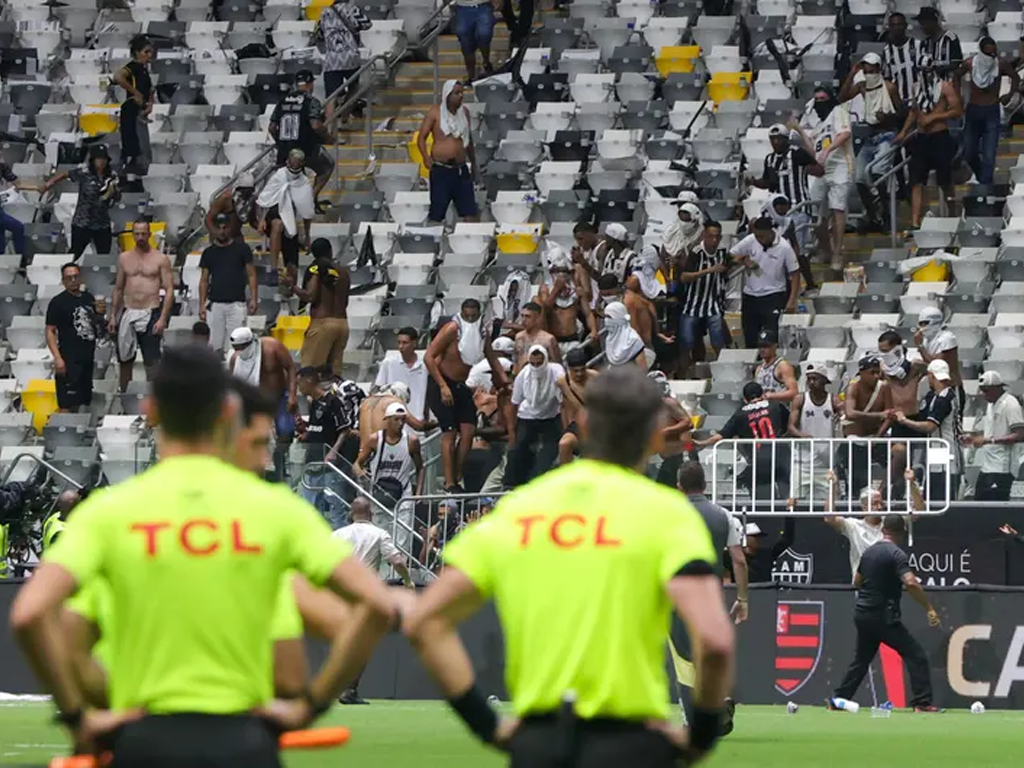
[22,378,57,433]
[0,444,45,481]
[389,192,431,226]
[6,316,45,352]
[43,413,95,452]
[273,315,311,353]
[708,72,752,103]
[0,413,33,449]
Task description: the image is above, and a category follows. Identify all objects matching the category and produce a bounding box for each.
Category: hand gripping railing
[707,436,954,516]
[398,492,507,572]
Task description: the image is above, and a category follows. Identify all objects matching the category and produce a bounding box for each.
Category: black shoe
[444,484,464,494]
[719,697,736,737]
[339,689,369,705]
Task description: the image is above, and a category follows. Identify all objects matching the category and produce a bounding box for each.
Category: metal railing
[399,491,505,572]
[708,436,955,515]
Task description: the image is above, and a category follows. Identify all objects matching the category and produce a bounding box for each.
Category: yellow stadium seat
[689,413,703,430]
[708,72,752,103]
[496,224,542,254]
[408,130,433,179]
[79,107,119,137]
[655,46,701,77]
[273,316,311,353]
[23,379,58,434]
[117,221,167,251]
[305,0,331,20]
[911,260,950,282]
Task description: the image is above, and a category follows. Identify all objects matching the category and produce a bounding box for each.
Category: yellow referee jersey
[443,459,716,721]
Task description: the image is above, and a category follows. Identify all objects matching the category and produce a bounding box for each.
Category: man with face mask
[538,248,599,358]
[256,149,315,283]
[895,53,963,230]
[269,70,333,210]
[662,197,705,262]
[731,217,800,348]
[878,329,927,488]
[749,124,823,215]
[914,306,961,412]
[962,36,1019,185]
[599,222,637,285]
[795,86,853,270]
[505,344,564,487]
[839,52,903,233]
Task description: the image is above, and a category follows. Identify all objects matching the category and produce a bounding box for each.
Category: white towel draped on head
[232,336,262,387]
[256,167,315,237]
[439,80,470,143]
[522,344,558,409]
[543,243,579,308]
[454,312,486,365]
[633,243,665,300]
[761,193,792,236]
[662,202,704,257]
[603,301,644,366]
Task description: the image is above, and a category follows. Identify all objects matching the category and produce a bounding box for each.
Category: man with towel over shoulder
[417,80,479,225]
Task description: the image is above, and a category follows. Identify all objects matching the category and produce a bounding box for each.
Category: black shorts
[509,715,677,768]
[264,205,301,268]
[428,162,477,222]
[276,144,333,177]
[890,417,922,441]
[425,375,476,431]
[55,357,94,410]
[324,68,358,103]
[116,308,162,365]
[109,713,280,768]
[909,131,955,187]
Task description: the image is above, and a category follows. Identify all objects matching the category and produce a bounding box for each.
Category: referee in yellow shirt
[9,345,399,766]
[402,366,735,766]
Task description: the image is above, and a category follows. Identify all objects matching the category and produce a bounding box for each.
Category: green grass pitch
[0,701,1021,767]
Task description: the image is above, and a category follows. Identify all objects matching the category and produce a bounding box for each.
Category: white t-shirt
[332,521,400,572]
[976,392,1024,475]
[731,233,800,297]
[374,354,428,422]
[511,362,565,420]
[923,328,958,357]
[466,357,513,393]
[835,517,883,582]
[803,104,853,176]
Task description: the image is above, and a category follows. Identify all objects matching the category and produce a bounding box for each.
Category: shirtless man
[285,238,351,376]
[204,173,257,242]
[108,220,173,390]
[424,298,509,491]
[227,326,298,478]
[624,274,672,370]
[878,329,927,493]
[538,260,599,359]
[513,301,561,374]
[556,347,598,465]
[417,80,478,224]
[894,54,964,229]
[842,355,892,498]
[649,370,694,487]
[960,37,1019,186]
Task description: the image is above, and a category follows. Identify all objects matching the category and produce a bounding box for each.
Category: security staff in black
[269,69,334,210]
[831,514,942,712]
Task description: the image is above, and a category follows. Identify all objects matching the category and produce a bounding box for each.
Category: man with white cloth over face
[256,148,315,283]
[425,297,509,493]
[418,80,479,224]
[602,300,649,370]
[504,344,564,488]
[662,199,705,263]
[961,36,1019,185]
[538,242,599,358]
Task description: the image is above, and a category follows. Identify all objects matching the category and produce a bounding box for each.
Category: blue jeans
[0,210,25,256]
[854,131,896,186]
[962,102,1000,185]
[298,467,349,530]
[679,313,728,350]
[454,3,495,57]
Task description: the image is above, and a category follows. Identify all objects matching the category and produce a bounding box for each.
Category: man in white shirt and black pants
[731,217,801,349]
[961,371,1024,501]
[504,344,564,488]
[332,495,413,704]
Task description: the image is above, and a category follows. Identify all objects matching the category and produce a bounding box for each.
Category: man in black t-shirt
[295,366,359,529]
[695,381,790,503]
[832,515,941,712]
[198,213,258,357]
[45,263,102,412]
[113,35,155,176]
[269,70,334,209]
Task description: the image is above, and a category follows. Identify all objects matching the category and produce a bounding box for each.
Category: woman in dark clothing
[42,145,119,260]
[113,35,155,175]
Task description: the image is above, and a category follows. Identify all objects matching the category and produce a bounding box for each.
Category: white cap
[745,522,764,536]
[673,190,700,205]
[768,123,789,136]
[861,51,882,66]
[236,172,255,188]
[927,359,951,381]
[492,336,515,356]
[229,327,254,347]
[384,402,408,419]
[604,222,629,242]
[980,370,1005,387]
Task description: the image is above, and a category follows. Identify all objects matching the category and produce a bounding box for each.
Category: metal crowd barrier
[398,492,506,573]
[708,436,954,516]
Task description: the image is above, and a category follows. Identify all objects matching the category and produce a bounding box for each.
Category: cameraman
[0,474,74,577]
[285,238,350,377]
[41,488,87,551]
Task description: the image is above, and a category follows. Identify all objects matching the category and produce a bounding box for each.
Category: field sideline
[1,701,1021,767]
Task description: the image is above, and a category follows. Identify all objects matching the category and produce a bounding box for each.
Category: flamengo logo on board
[774,601,825,696]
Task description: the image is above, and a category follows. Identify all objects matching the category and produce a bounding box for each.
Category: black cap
[212,212,231,226]
[296,69,315,84]
[859,354,880,371]
[742,381,764,401]
[757,328,778,346]
[88,143,110,160]
[914,6,939,20]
